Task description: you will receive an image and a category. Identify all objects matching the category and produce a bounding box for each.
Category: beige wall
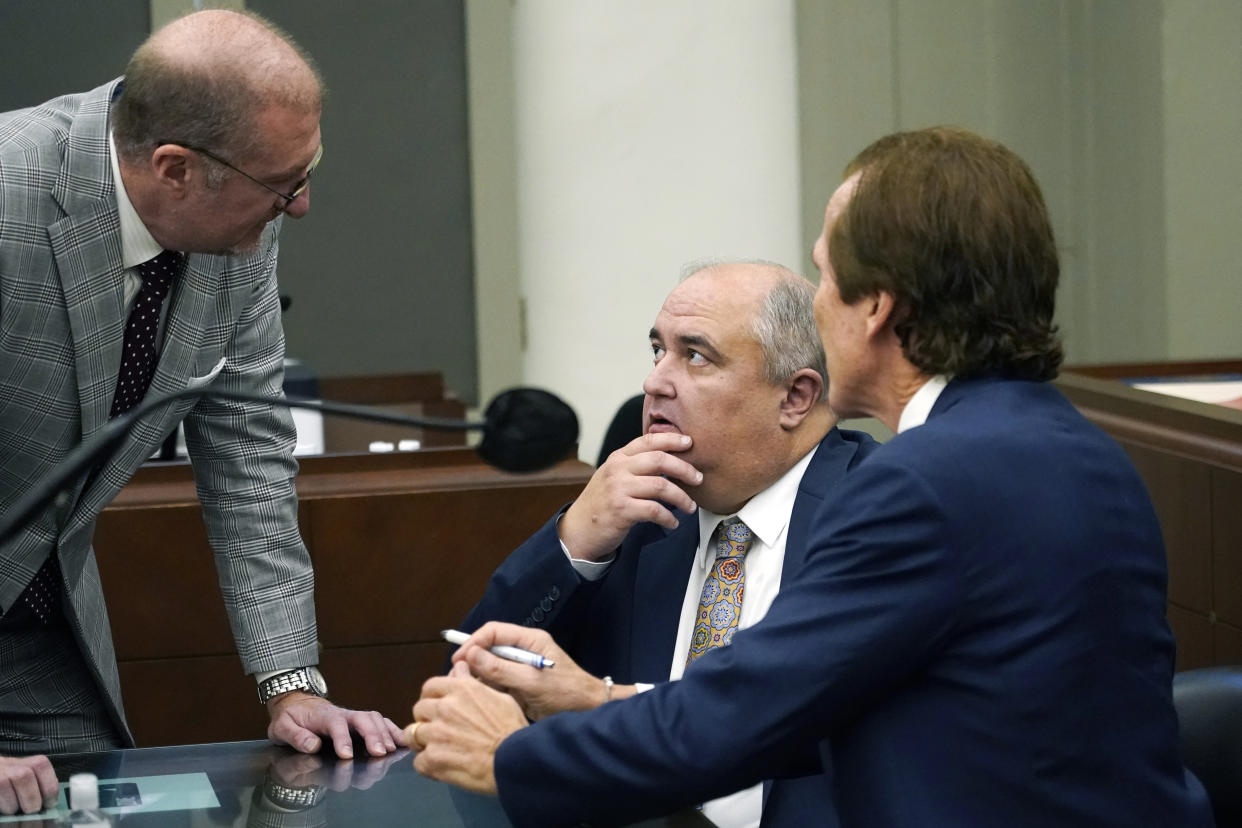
[1163,0,1242,359]
[466,0,523,409]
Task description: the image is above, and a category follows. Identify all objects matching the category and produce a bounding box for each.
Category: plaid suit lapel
[48,206,128,444]
[46,82,128,445]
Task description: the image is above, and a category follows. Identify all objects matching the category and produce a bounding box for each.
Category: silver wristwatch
[257,666,328,704]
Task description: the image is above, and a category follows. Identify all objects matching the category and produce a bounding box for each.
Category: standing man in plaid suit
[0,10,403,814]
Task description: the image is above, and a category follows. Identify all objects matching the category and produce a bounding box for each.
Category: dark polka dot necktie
[12,250,183,625]
[109,249,183,417]
[686,517,753,665]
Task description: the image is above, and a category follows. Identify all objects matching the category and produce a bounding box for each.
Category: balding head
[113,9,322,167]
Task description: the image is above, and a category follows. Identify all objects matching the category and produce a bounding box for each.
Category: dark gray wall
[0,2,148,105]
[251,0,477,401]
[1,0,478,403]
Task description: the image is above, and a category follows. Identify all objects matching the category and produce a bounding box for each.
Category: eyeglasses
[161,141,323,210]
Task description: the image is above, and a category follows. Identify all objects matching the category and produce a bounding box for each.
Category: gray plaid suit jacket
[0,79,318,744]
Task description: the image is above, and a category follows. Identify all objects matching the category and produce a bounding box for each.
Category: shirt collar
[897,375,950,433]
[108,130,164,269]
[694,443,819,570]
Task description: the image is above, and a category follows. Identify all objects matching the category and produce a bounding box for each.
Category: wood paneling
[117,655,268,747]
[310,486,577,647]
[1127,445,1213,613]
[97,503,237,661]
[320,643,451,726]
[1214,623,1242,666]
[1167,604,1214,672]
[1212,467,1242,627]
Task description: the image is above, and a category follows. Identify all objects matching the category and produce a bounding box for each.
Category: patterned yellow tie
[687,518,753,664]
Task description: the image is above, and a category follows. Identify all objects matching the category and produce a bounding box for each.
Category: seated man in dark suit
[411,128,1210,828]
[455,260,876,828]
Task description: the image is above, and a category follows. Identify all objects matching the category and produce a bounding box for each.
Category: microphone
[477,386,582,472]
[0,386,578,546]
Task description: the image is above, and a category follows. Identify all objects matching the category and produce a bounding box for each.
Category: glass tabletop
[2,740,710,827]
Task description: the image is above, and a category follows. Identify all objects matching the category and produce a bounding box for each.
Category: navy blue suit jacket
[491,378,1209,828]
[461,427,878,826]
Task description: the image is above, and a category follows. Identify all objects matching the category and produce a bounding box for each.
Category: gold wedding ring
[405,721,424,750]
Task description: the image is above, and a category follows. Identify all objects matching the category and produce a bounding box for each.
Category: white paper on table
[0,772,218,823]
[1131,380,1242,404]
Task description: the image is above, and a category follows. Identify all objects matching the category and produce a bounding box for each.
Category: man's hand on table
[266,694,407,759]
[0,754,57,816]
[449,622,637,720]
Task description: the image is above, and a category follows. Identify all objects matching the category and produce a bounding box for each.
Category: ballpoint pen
[441,628,556,669]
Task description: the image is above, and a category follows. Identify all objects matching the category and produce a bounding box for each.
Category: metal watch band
[257,667,327,704]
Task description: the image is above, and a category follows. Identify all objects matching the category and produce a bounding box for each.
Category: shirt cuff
[635,682,655,693]
[255,667,308,685]
[562,538,614,581]
[556,514,615,581]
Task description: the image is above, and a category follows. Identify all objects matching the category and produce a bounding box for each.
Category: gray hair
[682,259,828,400]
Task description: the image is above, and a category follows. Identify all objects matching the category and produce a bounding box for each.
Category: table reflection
[16,740,707,827]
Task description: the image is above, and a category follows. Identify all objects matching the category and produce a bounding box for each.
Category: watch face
[308,667,328,696]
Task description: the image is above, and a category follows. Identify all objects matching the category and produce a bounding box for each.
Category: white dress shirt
[108,131,170,327]
[896,375,949,433]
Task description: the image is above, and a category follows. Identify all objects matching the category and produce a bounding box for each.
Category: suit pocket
[185,357,227,390]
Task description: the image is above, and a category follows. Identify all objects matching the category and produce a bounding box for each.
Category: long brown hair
[832,127,1063,381]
